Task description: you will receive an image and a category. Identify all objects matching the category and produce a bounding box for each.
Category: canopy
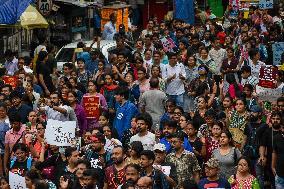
[0,5,48,29]
[20,5,48,29]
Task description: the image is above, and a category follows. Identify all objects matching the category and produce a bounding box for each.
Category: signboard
[256,85,282,102]
[272,42,284,65]
[37,0,52,16]
[258,65,278,88]
[2,75,17,88]
[160,37,177,53]
[82,96,100,119]
[9,172,27,189]
[259,0,273,9]
[45,119,76,146]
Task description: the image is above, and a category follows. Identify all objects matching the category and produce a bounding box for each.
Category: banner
[259,0,273,9]
[45,119,76,146]
[174,0,194,24]
[9,172,27,189]
[160,37,176,53]
[82,96,100,119]
[258,65,278,88]
[272,42,284,65]
[2,75,17,88]
[256,85,282,102]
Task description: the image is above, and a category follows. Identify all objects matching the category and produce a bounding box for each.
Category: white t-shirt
[130,132,156,151]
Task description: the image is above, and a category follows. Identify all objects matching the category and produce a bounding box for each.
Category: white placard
[256,85,282,102]
[272,42,284,65]
[45,119,76,146]
[259,0,273,9]
[9,172,27,189]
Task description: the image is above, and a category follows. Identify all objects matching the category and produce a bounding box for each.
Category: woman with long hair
[136,67,150,94]
[226,73,243,100]
[228,98,249,149]
[81,80,107,129]
[68,91,87,135]
[125,141,144,165]
[125,71,140,105]
[212,130,241,179]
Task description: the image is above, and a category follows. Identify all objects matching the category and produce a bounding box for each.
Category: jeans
[275,175,284,189]
[169,93,184,108]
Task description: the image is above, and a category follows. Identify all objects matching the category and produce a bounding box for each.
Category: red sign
[82,96,100,119]
[2,76,18,89]
[258,66,278,88]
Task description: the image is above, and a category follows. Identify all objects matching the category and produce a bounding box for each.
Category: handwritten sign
[2,75,17,89]
[160,37,176,53]
[256,85,282,102]
[258,66,278,88]
[259,0,273,9]
[45,119,76,146]
[83,96,100,119]
[272,42,284,65]
[9,172,27,189]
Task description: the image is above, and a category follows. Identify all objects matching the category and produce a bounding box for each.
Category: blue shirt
[114,101,138,140]
[160,137,192,154]
[0,122,9,154]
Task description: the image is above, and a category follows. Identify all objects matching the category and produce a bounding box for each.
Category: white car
[55,40,117,71]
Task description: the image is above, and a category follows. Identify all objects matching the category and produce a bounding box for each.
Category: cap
[205,158,220,169]
[250,105,262,113]
[153,143,166,152]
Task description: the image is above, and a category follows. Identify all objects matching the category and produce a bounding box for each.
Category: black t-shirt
[37,62,55,92]
[10,159,32,176]
[8,104,32,123]
[273,133,284,177]
[260,128,280,161]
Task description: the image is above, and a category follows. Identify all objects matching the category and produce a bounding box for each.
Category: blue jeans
[255,162,265,189]
[275,175,284,189]
[169,93,184,108]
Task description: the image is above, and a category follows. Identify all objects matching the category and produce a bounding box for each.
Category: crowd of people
[1,2,284,189]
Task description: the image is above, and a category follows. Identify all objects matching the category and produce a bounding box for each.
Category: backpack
[10,156,32,170]
[242,123,259,159]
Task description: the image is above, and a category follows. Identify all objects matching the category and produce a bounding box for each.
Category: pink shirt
[5,126,26,151]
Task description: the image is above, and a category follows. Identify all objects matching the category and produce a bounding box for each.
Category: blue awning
[0,0,33,24]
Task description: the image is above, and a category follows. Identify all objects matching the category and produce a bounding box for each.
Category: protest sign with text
[258,65,278,88]
[272,42,284,65]
[256,85,283,102]
[45,119,76,146]
[82,96,100,119]
[9,172,27,189]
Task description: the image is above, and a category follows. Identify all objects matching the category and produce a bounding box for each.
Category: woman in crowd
[68,91,87,135]
[228,98,249,149]
[136,67,150,94]
[184,56,199,112]
[125,71,140,105]
[228,157,260,189]
[81,80,107,129]
[125,141,144,165]
[100,73,118,114]
[151,65,166,91]
[212,130,241,179]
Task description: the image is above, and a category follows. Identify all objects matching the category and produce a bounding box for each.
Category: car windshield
[56,48,74,62]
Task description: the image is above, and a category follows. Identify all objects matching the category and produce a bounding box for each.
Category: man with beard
[243,105,267,188]
[104,146,126,189]
[118,164,141,189]
[39,92,76,121]
[130,113,155,151]
[259,111,282,189]
[158,120,192,154]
